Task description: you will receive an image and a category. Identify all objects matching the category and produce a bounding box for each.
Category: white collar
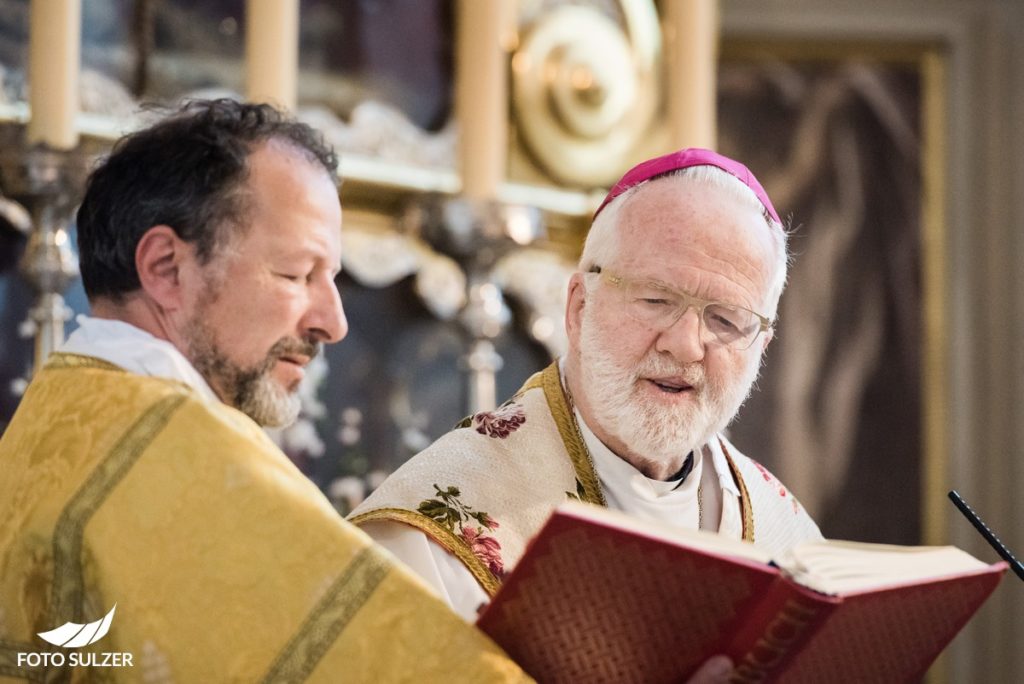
[60,315,219,403]
[571,405,740,498]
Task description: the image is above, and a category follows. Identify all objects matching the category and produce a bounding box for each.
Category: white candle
[664,0,718,149]
[246,0,299,110]
[28,0,81,149]
[456,0,507,200]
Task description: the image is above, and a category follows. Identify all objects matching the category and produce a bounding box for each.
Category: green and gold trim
[47,393,187,666]
[261,544,392,683]
[538,363,607,507]
[349,507,502,597]
[6,360,202,682]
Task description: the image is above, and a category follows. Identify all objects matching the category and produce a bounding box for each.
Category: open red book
[476,502,1006,684]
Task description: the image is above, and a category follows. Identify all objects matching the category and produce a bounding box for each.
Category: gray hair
[579,166,790,318]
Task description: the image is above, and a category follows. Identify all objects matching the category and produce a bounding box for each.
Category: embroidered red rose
[417,484,506,577]
[473,402,526,438]
[461,526,505,577]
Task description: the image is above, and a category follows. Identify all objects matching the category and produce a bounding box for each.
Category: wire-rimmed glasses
[588,268,772,350]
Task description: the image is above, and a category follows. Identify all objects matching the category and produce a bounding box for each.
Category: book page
[777,540,991,594]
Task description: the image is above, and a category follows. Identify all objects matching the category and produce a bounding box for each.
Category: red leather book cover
[477,504,1006,684]
[753,570,1006,683]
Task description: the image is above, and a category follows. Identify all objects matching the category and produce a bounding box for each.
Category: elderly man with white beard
[351,148,823,680]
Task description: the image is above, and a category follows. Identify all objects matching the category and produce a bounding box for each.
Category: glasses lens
[601,273,766,348]
[704,304,760,348]
[618,279,683,325]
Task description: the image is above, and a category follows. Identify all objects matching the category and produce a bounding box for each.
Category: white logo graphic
[19,604,132,669]
[36,604,116,648]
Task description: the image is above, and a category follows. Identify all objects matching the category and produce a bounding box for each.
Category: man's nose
[654,305,705,363]
[304,277,349,344]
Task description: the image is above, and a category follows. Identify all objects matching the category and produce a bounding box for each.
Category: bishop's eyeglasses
[587,268,773,350]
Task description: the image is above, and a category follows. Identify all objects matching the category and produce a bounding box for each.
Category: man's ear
[135,226,190,311]
[564,273,588,350]
[761,327,774,351]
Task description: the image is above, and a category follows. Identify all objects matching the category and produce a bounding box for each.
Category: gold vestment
[0,353,529,682]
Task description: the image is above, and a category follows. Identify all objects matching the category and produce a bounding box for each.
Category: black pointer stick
[948,490,1024,582]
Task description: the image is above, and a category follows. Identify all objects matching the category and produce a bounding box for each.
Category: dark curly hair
[76,98,339,301]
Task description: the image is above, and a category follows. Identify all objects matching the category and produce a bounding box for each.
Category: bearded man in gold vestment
[0,100,529,682]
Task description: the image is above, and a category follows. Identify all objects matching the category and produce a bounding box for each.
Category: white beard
[577,306,762,467]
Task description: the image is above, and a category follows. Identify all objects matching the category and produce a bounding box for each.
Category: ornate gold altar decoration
[512,0,661,186]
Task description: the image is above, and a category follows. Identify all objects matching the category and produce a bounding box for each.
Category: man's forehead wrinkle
[693,254,766,305]
[616,226,770,299]
[637,260,765,312]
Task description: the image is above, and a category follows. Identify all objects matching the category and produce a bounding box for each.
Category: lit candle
[28,0,82,149]
[456,0,507,200]
[246,0,299,110]
[664,0,718,149]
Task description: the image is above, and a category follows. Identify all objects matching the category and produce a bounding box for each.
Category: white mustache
[632,356,706,389]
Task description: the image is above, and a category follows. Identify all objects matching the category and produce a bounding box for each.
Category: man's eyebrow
[634,275,677,291]
[275,244,337,261]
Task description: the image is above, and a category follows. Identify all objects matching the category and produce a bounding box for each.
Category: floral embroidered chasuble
[0,353,529,683]
[350,363,822,597]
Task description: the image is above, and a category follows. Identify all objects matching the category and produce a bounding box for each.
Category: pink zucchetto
[594,147,781,225]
